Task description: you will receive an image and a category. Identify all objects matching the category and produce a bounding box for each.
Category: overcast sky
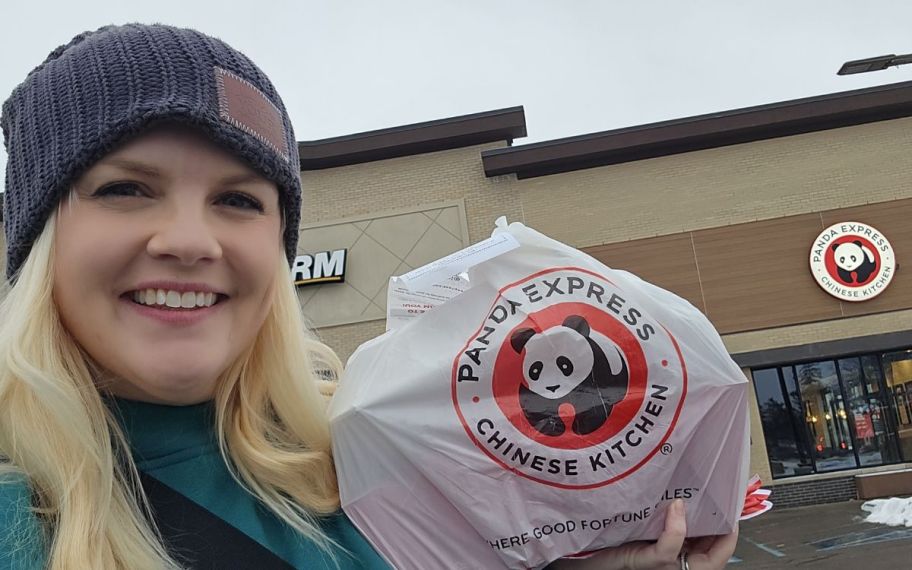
[3,0,912,189]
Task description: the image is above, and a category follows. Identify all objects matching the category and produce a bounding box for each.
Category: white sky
[3,0,912,189]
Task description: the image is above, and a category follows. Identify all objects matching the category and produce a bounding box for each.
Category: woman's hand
[550,499,739,570]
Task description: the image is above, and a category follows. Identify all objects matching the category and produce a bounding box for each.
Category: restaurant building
[296,80,912,507]
[4,80,910,508]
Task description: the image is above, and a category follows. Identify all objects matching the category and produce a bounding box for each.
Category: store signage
[809,222,895,302]
[292,249,347,286]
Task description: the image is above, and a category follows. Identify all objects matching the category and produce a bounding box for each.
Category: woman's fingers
[657,501,740,570]
[553,500,740,570]
[687,524,739,569]
[651,499,687,564]
[704,524,739,566]
[684,534,715,555]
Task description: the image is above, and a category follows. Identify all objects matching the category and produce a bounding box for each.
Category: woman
[0,24,736,569]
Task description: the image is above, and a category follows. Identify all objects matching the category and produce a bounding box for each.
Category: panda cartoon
[831,240,877,284]
[510,315,629,437]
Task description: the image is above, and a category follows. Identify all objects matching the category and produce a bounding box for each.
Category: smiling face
[520,327,594,400]
[53,126,284,404]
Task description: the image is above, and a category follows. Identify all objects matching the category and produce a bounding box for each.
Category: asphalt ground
[732,499,912,568]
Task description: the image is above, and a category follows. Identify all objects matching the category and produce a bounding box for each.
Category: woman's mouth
[127,289,223,310]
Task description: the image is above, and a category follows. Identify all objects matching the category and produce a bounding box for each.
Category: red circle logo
[824,235,881,287]
[809,222,896,302]
[452,267,687,488]
[492,302,648,450]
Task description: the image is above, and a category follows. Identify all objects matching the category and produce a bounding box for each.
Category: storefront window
[882,350,912,462]
[839,356,901,466]
[753,350,908,479]
[796,361,856,472]
[754,368,813,477]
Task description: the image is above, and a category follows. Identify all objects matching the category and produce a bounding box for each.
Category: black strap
[140,472,295,570]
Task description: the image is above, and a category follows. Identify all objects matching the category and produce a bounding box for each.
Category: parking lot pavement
[732,499,912,568]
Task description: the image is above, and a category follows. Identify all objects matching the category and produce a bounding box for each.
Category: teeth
[130,288,220,309]
[166,291,181,308]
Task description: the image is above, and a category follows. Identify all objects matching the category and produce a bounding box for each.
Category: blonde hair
[0,214,344,569]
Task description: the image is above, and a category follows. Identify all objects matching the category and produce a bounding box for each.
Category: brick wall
[745,369,773,483]
[315,319,387,365]
[723,308,912,356]
[295,117,912,496]
[300,142,522,245]
[511,117,912,249]
[301,116,912,372]
[300,142,525,360]
[767,476,858,509]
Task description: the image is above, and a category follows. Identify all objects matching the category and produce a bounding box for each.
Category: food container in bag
[329,219,750,569]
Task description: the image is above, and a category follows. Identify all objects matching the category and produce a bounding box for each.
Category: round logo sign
[451,267,687,489]
[809,222,896,302]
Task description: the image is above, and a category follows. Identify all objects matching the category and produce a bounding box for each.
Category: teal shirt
[0,473,44,570]
[0,399,390,569]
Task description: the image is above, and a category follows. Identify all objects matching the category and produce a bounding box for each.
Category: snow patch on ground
[861,497,912,527]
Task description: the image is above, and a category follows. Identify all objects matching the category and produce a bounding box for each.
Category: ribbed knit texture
[1,24,302,279]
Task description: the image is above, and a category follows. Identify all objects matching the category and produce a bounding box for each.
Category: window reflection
[882,350,912,461]
[755,368,812,477]
[753,350,908,479]
[781,366,815,474]
[796,361,855,472]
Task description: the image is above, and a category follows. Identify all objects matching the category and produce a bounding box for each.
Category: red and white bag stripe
[740,475,773,520]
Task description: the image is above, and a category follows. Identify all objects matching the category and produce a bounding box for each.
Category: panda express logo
[452,267,687,489]
[809,222,896,302]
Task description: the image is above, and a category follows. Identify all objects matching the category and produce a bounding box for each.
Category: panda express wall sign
[809,221,896,302]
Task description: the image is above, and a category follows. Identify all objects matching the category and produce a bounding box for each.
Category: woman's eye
[217,192,264,212]
[92,182,146,198]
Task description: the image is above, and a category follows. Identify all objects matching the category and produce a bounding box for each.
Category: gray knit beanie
[1,23,302,279]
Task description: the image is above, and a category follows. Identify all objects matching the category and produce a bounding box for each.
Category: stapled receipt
[386,232,520,330]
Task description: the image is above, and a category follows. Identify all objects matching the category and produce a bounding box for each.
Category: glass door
[753,368,815,477]
[882,350,912,461]
[781,366,815,475]
[838,356,901,466]
[796,360,856,472]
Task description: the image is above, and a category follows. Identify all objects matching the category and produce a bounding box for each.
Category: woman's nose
[145,205,223,265]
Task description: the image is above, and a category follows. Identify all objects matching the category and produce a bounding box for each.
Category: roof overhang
[299,106,526,170]
[482,81,912,179]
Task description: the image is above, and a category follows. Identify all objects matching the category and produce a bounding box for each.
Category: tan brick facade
[302,142,527,361]
[309,118,912,361]
[300,142,520,244]
[724,308,912,355]
[514,117,912,249]
[314,319,387,366]
[745,368,774,483]
[302,112,912,493]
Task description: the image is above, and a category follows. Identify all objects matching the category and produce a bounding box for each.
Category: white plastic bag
[330,220,750,569]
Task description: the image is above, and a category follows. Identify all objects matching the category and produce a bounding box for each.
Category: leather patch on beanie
[214,67,290,162]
